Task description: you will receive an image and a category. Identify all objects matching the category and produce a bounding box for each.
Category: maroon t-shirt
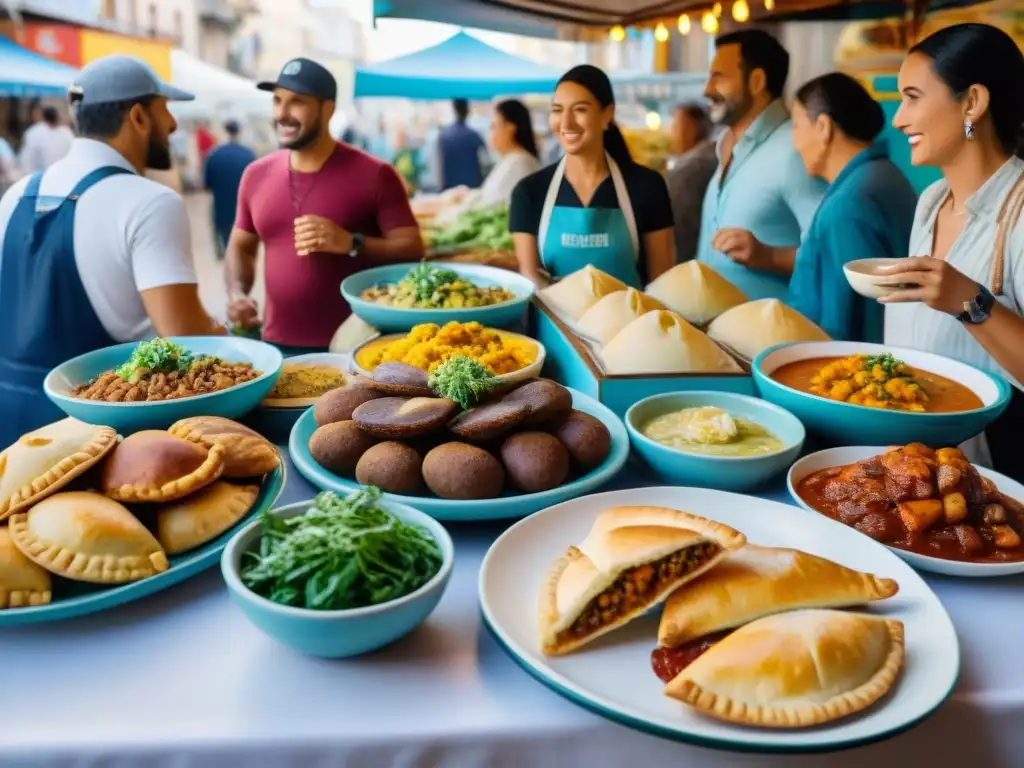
[235,142,417,347]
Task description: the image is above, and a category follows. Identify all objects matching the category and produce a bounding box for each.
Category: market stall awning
[168,49,270,119]
[354,31,561,100]
[0,33,77,96]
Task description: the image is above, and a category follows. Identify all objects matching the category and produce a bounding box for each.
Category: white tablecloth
[3,454,1022,768]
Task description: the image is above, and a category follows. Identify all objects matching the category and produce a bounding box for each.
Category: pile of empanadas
[0,416,280,610]
[539,506,905,729]
[538,264,831,374]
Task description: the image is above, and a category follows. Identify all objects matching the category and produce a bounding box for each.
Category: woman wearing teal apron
[509,65,675,288]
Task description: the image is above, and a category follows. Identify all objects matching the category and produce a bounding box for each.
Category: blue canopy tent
[354,31,561,100]
[0,34,77,97]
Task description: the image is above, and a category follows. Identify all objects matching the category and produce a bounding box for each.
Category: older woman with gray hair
[667,102,718,262]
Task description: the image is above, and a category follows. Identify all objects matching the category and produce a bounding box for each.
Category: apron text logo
[561,233,610,249]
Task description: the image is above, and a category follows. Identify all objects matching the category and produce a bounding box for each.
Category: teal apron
[537,154,642,288]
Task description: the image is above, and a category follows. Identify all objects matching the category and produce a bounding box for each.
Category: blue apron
[537,154,642,288]
[0,166,130,445]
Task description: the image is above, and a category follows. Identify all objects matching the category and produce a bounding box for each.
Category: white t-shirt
[0,138,198,342]
[478,149,541,209]
[19,122,75,172]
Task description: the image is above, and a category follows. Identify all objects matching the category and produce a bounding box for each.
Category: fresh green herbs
[864,353,904,377]
[115,338,196,381]
[240,488,443,611]
[427,206,513,252]
[403,262,462,304]
[428,354,498,410]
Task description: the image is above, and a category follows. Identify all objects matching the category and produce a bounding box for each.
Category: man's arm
[225,227,261,328]
[141,284,224,336]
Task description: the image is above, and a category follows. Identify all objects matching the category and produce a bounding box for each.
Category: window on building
[101,0,115,20]
[127,0,137,30]
[148,2,158,36]
[173,9,183,42]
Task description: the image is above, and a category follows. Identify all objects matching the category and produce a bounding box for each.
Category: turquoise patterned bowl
[625,391,805,492]
[340,262,534,332]
[221,498,454,659]
[752,341,1011,447]
[43,336,283,433]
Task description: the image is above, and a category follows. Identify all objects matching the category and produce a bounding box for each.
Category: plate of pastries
[479,486,958,752]
[0,416,284,624]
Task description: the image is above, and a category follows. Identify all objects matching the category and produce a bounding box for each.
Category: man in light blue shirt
[697,30,826,300]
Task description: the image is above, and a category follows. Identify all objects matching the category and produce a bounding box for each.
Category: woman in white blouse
[880,23,1024,480]
[477,99,542,208]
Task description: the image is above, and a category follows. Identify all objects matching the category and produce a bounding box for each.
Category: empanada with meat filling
[539,506,745,656]
[664,609,904,728]
[658,545,899,647]
[99,430,225,503]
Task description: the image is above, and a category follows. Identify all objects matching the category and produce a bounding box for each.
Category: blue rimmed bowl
[340,262,535,332]
[625,391,805,492]
[221,498,454,658]
[44,336,283,433]
[752,341,1011,447]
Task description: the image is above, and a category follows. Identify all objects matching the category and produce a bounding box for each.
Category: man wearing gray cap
[0,54,224,444]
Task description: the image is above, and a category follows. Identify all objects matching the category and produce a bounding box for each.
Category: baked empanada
[169,416,279,478]
[0,526,52,608]
[540,506,745,656]
[664,609,904,728]
[100,430,225,503]
[0,418,117,521]
[8,491,169,584]
[155,480,260,554]
[658,545,899,647]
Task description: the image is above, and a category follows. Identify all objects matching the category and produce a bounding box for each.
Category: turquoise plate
[288,387,630,521]
[0,462,286,626]
[340,262,535,332]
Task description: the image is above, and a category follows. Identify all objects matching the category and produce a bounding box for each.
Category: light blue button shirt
[697,100,826,300]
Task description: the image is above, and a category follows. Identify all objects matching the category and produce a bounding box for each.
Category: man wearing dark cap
[226,58,423,352]
[203,119,255,259]
[0,54,224,444]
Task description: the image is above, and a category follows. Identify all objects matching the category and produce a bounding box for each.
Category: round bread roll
[645,262,747,326]
[539,265,628,321]
[575,288,666,345]
[707,299,829,361]
[600,310,742,375]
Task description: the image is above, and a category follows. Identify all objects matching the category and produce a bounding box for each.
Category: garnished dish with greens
[428,355,498,410]
[240,488,443,610]
[360,262,515,310]
[72,338,261,402]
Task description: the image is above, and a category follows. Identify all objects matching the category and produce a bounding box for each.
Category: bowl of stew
[752,341,1010,447]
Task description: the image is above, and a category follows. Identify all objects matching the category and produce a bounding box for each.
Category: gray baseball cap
[68,55,194,106]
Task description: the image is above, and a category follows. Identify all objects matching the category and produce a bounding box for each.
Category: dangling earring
[964,119,975,141]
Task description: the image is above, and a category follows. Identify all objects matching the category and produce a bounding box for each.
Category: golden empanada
[100,430,225,503]
[664,609,904,727]
[8,491,169,584]
[0,418,117,521]
[169,416,279,478]
[155,480,260,554]
[658,545,899,647]
[0,526,52,608]
[540,506,745,656]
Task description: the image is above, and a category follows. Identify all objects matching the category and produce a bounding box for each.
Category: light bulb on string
[645,111,663,131]
[732,0,750,21]
[764,0,775,9]
[678,14,691,34]
[609,25,626,42]
[655,22,670,42]
[701,11,720,34]
[713,2,723,17]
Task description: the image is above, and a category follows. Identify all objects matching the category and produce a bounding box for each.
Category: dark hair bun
[795,72,884,144]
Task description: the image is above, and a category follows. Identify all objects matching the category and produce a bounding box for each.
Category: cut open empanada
[540,506,745,656]
[0,526,52,608]
[664,609,904,728]
[0,418,117,521]
[8,491,169,584]
[168,416,279,478]
[658,545,899,648]
[100,430,225,503]
[156,480,260,554]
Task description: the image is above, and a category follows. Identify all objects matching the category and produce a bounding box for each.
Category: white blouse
[884,156,1024,393]
[477,149,541,209]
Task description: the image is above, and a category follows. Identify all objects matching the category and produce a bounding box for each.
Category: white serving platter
[789,446,1024,578]
[479,486,958,753]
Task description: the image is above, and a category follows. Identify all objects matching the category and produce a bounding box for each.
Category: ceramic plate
[0,462,286,626]
[789,446,1024,577]
[260,352,351,408]
[289,387,630,522]
[479,486,959,753]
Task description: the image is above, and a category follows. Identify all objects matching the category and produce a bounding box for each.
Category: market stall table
[2,452,1021,768]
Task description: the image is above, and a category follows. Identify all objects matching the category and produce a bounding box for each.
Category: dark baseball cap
[68,55,194,106]
[257,58,336,101]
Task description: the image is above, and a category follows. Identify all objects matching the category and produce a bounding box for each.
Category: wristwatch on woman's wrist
[958,283,996,324]
[347,233,364,258]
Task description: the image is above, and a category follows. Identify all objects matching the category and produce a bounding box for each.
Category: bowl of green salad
[221,486,453,658]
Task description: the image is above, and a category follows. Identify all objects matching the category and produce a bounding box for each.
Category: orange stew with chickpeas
[771,354,983,413]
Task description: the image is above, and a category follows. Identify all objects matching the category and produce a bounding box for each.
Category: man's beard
[145,133,172,170]
[277,116,321,150]
[708,89,753,128]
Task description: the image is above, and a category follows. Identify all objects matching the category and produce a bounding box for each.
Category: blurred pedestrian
[438,98,486,190]
[204,119,256,259]
[667,103,717,262]
[478,99,540,208]
[19,105,74,173]
[225,58,423,353]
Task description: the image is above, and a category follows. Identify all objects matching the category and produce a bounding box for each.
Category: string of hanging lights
[607,0,776,42]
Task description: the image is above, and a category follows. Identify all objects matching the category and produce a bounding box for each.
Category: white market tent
[168,49,270,120]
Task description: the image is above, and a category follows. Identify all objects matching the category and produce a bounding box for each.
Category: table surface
[4,452,1023,768]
